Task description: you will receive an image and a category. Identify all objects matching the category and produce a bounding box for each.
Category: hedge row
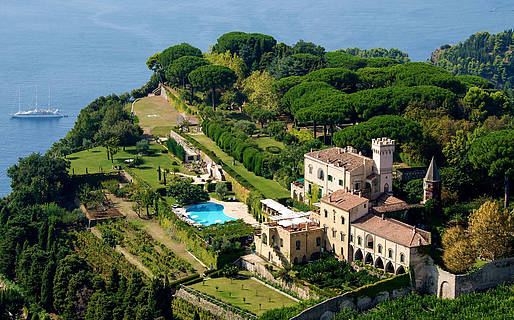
[166,137,186,161]
[202,119,266,177]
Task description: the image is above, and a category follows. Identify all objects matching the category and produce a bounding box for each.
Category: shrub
[266,146,281,154]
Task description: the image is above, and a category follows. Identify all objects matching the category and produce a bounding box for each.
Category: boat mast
[18,88,21,113]
[48,86,51,110]
[35,85,38,109]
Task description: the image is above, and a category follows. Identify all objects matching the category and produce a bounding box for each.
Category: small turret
[423,157,441,203]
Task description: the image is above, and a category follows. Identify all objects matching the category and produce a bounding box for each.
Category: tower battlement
[372,137,395,147]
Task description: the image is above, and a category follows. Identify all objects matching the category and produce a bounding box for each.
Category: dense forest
[430,30,514,90]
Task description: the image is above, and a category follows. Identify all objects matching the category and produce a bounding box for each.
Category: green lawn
[133,96,182,137]
[189,273,297,315]
[68,143,192,189]
[254,136,285,150]
[189,134,290,199]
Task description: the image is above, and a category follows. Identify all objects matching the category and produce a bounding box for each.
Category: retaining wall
[412,255,514,299]
[175,288,248,320]
[239,256,317,300]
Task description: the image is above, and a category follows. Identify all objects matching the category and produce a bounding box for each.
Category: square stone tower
[372,137,395,194]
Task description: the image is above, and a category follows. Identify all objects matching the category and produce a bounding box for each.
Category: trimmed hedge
[170,273,201,288]
[166,137,186,161]
[202,119,268,178]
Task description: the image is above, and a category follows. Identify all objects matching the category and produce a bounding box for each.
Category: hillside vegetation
[430,30,514,89]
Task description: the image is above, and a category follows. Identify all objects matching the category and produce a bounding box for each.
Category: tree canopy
[188,65,237,109]
[213,31,276,71]
[159,43,203,69]
[468,129,514,207]
[165,55,209,87]
[333,115,424,156]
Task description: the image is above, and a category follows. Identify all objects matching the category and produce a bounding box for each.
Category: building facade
[256,137,432,273]
[254,220,324,267]
[296,138,395,204]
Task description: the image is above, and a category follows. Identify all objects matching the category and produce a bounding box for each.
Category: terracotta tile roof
[372,195,411,213]
[306,147,368,171]
[352,213,430,247]
[320,189,368,211]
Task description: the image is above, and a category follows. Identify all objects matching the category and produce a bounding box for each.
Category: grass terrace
[189,133,289,199]
[68,143,194,189]
[133,96,182,137]
[254,136,285,150]
[189,271,298,316]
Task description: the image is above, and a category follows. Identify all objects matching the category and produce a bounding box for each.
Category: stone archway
[375,257,384,269]
[365,252,373,265]
[293,190,298,201]
[354,248,363,262]
[302,255,307,264]
[396,265,406,275]
[439,281,451,299]
[385,261,394,273]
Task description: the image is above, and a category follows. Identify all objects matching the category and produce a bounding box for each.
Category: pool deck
[181,199,258,226]
[209,198,258,226]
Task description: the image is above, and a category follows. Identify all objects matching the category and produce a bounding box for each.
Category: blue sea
[1,0,513,195]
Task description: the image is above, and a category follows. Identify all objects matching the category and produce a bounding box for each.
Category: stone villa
[255,137,433,274]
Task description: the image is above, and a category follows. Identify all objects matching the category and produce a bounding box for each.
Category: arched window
[384,183,389,193]
[318,169,324,180]
[388,249,393,258]
[357,236,362,246]
[271,235,276,246]
[324,209,328,218]
[296,240,301,250]
[280,238,284,248]
[294,257,299,264]
[316,237,321,246]
[263,234,268,245]
[341,216,345,225]
[378,244,382,254]
[400,253,405,263]
[308,165,313,174]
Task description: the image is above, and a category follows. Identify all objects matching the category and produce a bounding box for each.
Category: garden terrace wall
[175,285,256,320]
[290,273,411,320]
[239,256,317,300]
[411,255,514,299]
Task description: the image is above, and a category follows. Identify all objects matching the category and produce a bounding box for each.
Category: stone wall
[175,288,247,320]
[291,286,411,320]
[239,256,317,300]
[412,254,514,299]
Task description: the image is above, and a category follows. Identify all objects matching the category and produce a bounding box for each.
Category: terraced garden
[188,271,298,316]
[96,220,195,279]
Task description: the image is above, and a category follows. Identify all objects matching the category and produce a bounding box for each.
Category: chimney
[358,191,362,198]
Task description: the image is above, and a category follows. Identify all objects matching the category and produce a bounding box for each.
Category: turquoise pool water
[186,203,235,226]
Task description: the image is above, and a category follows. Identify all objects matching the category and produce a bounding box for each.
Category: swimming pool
[185,203,235,226]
